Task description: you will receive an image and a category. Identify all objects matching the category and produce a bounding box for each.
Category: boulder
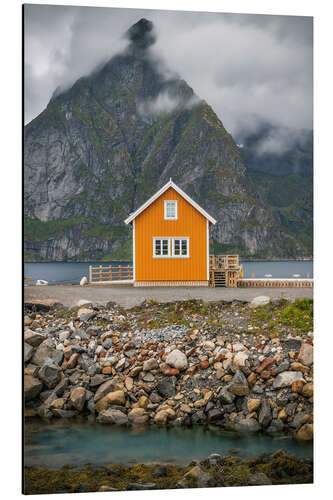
[302,382,314,398]
[247,472,272,486]
[70,387,86,411]
[24,330,47,347]
[38,359,61,389]
[97,408,128,425]
[24,375,43,401]
[157,376,176,398]
[258,399,272,428]
[218,386,235,404]
[78,308,95,322]
[165,349,188,371]
[24,343,34,363]
[250,296,270,308]
[296,423,313,441]
[31,342,51,366]
[94,379,120,402]
[228,370,249,396]
[95,391,125,412]
[183,466,217,488]
[234,418,260,433]
[128,408,149,425]
[273,371,304,389]
[80,276,88,286]
[298,342,313,366]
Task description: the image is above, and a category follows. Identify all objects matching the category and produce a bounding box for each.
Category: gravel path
[24,284,313,309]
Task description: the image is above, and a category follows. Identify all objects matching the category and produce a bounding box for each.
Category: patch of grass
[250,298,313,335]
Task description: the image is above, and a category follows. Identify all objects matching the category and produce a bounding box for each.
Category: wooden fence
[238,278,313,288]
[89,265,133,283]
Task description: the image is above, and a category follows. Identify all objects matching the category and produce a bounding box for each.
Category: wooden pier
[209,255,313,288]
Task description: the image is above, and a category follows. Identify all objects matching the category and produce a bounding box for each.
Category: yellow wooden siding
[135,187,207,281]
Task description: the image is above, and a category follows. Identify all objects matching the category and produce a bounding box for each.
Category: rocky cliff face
[24,19,311,261]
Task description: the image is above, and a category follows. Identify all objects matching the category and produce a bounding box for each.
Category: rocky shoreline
[24,448,313,494]
[24,297,313,439]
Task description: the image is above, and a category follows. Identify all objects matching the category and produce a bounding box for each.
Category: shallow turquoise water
[24,419,313,469]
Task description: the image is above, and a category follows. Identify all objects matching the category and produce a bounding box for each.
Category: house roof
[124,179,217,225]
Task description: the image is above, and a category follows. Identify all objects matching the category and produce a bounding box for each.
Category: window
[173,238,189,257]
[153,238,170,257]
[153,237,189,258]
[164,200,177,220]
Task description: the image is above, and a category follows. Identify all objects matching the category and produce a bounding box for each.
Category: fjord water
[24,260,313,285]
[25,419,313,469]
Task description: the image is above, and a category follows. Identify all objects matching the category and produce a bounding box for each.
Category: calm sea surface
[24,419,313,469]
[24,260,313,285]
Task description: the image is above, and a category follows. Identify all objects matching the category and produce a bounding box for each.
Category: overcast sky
[24,4,313,148]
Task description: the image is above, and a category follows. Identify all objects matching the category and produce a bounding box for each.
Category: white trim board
[124,179,217,225]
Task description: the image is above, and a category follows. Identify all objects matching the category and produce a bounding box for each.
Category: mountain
[24,18,312,261]
[238,125,313,253]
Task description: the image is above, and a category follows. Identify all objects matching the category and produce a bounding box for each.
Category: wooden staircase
[209,255,240,288]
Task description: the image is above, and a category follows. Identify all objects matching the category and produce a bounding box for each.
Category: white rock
[80,276,88,286]
[233,351,248,367]
[233,342,246,352]
[250,296,270,308]
[273,371,305,389]
[36,279,48,286]
[58,330,71,342]
[202,341,215,350]
[165,349,188,371]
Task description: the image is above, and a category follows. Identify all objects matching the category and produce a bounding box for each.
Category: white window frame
[153,237,189,259]
[164,200,178,220]
[172,237,189,258]
[153,237,171,258]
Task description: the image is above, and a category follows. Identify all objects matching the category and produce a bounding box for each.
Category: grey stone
[24,343,34,363]
[218,386,235,404]
[96,409,128,425]
[266,419,284,435]
[247,472,272,486]
[24,329,47,347]
[234,417,260,433]
[258,399,272,428]
[127,483,157,490]
[38,359,61,389]
[228,370,249,396]
[157,376,176,398]
[31,342,51,366]
[24,375,43,401]
[273,371,304,389]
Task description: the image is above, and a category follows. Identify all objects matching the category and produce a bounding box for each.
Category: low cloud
[24,5,313,151]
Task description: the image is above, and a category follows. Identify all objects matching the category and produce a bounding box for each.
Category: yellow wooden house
[124,179,216,287]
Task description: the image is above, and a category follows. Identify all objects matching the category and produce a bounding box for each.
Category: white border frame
[164,200,178,220]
